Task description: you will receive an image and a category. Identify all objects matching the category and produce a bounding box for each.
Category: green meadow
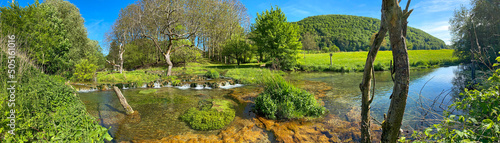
[299,49,459,72]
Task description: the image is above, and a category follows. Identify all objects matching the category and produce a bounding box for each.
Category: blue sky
[2,0,471,54]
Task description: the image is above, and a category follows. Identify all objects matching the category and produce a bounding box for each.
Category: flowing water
[78,66,461,141]
[287,66,460,130]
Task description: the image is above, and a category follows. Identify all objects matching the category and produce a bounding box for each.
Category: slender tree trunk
[164,53,173,76]
[119,50,124,74]
[380,0,413,142]
[118,43,124,74]
[113,86,134,115]
[359,9,388,142]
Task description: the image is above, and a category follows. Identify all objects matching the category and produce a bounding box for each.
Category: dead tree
[113,86,134,115]
[381,0,413,142]
[360,0,413,142]
[359,3,388,142]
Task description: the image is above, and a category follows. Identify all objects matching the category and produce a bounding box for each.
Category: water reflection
[287,66,462,131]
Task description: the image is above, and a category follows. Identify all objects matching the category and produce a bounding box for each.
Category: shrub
[180,99,235,130]
[205,69,220,79]
[254,73,326,120]
[73,59,98,81]
[0,55,111,142]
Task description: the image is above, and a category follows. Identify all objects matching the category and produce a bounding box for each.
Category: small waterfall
[153,82,161,88]
[141,84,147,88]
[77,87,98,93]
[164,82,173,87]
[176,84,190,90]
[194,84,204,90]
[219,82,244,89]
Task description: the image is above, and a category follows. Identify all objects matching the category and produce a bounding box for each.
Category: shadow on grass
[204,64,260,69]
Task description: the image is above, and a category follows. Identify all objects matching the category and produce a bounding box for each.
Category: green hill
[295,14,447,51]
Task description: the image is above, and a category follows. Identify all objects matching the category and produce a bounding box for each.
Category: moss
[180,99,235,130]
[205,69,220,79]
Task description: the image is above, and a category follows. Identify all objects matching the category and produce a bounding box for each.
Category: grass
[298,49,459,72]
[96,69,160,84]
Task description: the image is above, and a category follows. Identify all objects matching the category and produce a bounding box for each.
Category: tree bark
[113,86,134,115]
[119,50,124,74]
[359,9,388,142]
[380,0,413,142]
[164,53,173,76]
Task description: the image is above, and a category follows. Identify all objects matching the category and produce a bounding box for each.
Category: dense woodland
[296,15,448,52]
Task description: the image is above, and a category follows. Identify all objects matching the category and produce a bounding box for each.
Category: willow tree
[359,0,413,142]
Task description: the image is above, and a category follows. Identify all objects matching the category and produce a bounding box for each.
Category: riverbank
[78,49,459,88]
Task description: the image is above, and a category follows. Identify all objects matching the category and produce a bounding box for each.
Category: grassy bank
[298,49,458,72]
[0,53,111,141]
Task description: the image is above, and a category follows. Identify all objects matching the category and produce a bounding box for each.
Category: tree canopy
[251,6,302,70]
[0,0,104,77]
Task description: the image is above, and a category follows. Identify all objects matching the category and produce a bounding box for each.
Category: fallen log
[113,86,134,115]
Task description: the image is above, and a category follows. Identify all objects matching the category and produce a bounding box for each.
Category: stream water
[78,66,461,142]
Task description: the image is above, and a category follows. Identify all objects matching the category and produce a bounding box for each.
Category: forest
[0,0,498,142]
[296,15,448,52]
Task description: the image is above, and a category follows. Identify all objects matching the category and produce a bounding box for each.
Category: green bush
[73,59,98,81]
[180,99,235,130]
[205,69,220,79]
[0,55,111,142]
[254,73,326,120]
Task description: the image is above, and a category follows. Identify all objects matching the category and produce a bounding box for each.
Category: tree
[359,0,413,142]
[0,0,104,77]
[301,32,317,52]
[171,39,202,65]
[118,0,223,76]
[251,6,302,70]
[107,4,139,74]
[451,0,500,76]
[222,34,253,65]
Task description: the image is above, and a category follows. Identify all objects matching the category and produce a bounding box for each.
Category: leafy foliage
[0,53,111,142]
[205,69,220,79]
[451,0,500,67]
[0,1,104,76]
[295,15,447,52]
[73,59,97,81]
[254,72,326,120]
[180,99,235,130]
[222,34,255,65]
[411,54,500,142]
[251,6,302,70]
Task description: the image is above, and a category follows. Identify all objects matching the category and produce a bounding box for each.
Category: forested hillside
[295,15,447,52]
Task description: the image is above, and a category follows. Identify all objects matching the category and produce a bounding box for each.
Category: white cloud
[414,21,452,45]
[412,0,469,13]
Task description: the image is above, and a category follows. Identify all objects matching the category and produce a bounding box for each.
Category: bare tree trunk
[380,0,413,142]
[119,43,125,74]
[164,53,173,76]
[119,51,124,74]
[359,11,388,143]
[113,86,134,115]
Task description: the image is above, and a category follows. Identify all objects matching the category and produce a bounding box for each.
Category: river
[78,66,461,142]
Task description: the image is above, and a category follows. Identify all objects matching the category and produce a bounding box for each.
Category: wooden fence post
[330,53,333,66]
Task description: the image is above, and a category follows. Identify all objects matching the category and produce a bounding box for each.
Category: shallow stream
[78,66,461,141]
